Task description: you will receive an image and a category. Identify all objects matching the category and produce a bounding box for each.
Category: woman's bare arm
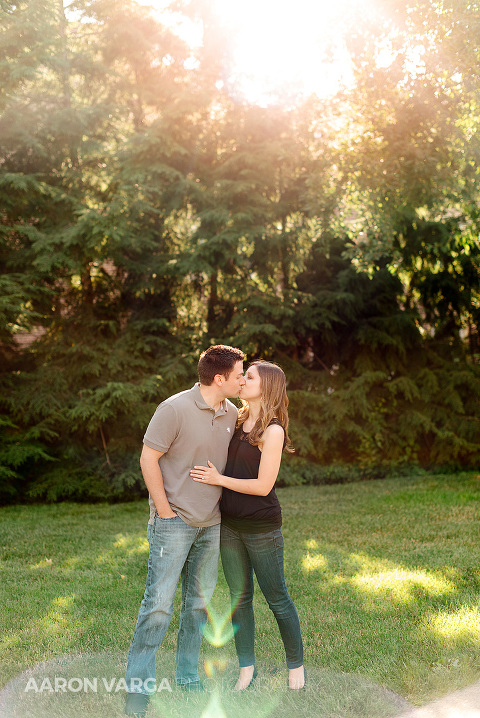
[190,423,284,497]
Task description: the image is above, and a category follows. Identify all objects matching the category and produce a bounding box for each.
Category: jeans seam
[182,554,189,614]
[182,528,204,613]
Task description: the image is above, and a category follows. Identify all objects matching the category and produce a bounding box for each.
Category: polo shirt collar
[192,383,227,414]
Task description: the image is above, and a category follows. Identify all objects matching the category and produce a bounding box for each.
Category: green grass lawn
[1,473,479,718]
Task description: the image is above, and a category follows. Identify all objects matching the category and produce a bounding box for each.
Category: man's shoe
[178,680,205,692]
[125,692,150,716]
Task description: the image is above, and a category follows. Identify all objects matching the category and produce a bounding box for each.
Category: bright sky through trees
[136,0,378,103]
[208,0,362,102]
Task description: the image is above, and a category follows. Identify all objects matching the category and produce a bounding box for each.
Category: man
[125,345,245,717]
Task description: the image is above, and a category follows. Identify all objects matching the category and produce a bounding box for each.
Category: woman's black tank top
[220,419,282,533]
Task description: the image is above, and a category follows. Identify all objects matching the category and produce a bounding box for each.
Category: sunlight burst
[212,0,359,102]
[138,0,377,103]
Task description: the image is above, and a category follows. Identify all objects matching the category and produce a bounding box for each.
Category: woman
[190,361,305,691]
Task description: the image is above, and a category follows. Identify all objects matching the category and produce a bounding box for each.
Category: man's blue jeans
[220,523,304,669]
[126,515,220,693]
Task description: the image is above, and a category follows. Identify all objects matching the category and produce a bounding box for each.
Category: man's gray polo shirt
[143,383,237,527]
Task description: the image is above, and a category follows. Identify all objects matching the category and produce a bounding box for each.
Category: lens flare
[199,689,229,718]
[203,605,236,647]
[204,658,229,679]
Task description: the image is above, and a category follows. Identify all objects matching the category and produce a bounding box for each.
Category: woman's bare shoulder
[262,422,285,441]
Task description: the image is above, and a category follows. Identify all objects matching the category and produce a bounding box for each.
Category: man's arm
[139,444,177,518]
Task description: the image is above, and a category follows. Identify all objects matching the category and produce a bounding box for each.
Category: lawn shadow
[0,652,412,718]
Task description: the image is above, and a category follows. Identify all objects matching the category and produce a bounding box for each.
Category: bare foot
[234,665,256,691]
[288,665,305,689]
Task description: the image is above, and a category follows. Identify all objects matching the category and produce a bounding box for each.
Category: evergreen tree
[1,0,480,502]
[0,0,194,500]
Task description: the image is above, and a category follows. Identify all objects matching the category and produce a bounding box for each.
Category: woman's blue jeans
[125,515,220,693]
[220,523,304,669]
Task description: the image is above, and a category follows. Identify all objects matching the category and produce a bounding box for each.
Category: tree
[1,0,480,503]
[0,0,194,500]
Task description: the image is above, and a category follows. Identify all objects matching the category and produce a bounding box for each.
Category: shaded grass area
[0,653,410,718]
[0,473,479,716]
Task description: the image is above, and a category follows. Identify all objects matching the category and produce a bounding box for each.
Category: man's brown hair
[198,345,245,385]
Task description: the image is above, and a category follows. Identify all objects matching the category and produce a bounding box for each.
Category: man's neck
[199,383,224,412]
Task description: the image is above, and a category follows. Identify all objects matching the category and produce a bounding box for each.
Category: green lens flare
[199,689,229,718]
[203,605,236,647]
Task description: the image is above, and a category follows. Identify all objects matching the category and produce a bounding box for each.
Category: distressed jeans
[126,514,220,693]
[220,523,304,669]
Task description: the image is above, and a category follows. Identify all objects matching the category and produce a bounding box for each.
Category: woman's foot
[288,665,306,690]
[234,665,257,691]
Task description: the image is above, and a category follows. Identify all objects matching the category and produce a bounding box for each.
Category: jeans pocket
[272,529,285,550]
[152,512,179,538]
[154,511,178,521]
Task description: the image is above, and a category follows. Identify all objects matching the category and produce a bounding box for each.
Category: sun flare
[138,0,377,104]
[212,0,358,103]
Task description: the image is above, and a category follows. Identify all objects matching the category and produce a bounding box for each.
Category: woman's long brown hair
[237,361,294,453]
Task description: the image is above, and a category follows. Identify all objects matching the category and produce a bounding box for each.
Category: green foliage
[3,314,193,501]
[277,456,427,487]
[1,0,479,502]
[0,416,52,502]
